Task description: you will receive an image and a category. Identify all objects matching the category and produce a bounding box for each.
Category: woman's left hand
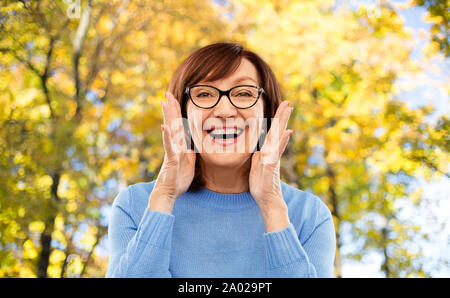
[249,100,293,233]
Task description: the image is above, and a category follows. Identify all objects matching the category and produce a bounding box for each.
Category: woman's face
[186,58,265,168]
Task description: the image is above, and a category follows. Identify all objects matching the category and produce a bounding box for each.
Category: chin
[200,152,251,168]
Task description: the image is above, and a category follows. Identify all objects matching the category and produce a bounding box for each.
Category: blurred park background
[0,0,448,277]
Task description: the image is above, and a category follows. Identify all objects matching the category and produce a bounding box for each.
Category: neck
[200,156,251,194]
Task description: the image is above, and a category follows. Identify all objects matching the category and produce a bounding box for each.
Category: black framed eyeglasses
[185,84,265,109]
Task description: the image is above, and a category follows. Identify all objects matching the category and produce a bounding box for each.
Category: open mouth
[205,125,245,145]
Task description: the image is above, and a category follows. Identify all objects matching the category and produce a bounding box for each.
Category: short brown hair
[168,42,282,192]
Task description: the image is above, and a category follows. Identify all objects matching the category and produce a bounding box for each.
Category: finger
[277,105,293,138]
[265,101,291,144]
[161,124,175,158]
[161,94,184,154]
[160,99,170,126]
[261,111,293,163]
[278,129,293,159]
[161,93,174,124]
[273,100,290,120]
[164,92,187,149]
[166,91,183,118]
[163,92,183,125]
[273,106,293,147]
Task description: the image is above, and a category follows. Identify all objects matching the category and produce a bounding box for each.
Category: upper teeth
[209,128,242,134]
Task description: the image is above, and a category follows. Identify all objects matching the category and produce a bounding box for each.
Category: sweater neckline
[185,187,257,211]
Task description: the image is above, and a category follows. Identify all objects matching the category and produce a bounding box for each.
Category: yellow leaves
[17,207,25,218]
[326,149,347,164]
[99,159,116,181]
[311,73,334,90]
[97,15,114,35]
[65,100,78,120]
[372,146,403,173]
[313,177,330,194]
[28,105,51,120]
[322,104,335,119]
[422,40,441,57]
[127,30,148,50]
[0,0,24,11]
[66,200,78,213]
[309,135,324,147]
[336,118,358,132]
[58,175,86,215]
[116,156,139,181]
[23,239,38,259]
[47,265,62,278]
[407,271,427,278]
[147,148,163,172]
[81,226,98,251]
[55,216,65,231]
[92,70,110,91]
[13,88,39,108]
[13,153,25,165]
[0,263,36,278]
[29,221,45,233]
[422,11,443,25]
[74,121,94,143]
[66,254,83,277]
[50,249,66,264]
[35,175,53,193]
[111,71,127,85]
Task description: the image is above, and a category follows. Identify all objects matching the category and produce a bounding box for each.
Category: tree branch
[73,0,93,118]
[42,36,56,118]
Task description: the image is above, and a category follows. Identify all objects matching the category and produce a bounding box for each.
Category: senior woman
[106,42,336,278]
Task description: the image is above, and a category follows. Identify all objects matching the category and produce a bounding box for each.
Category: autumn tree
[224,0,449,277]
[410,0,449,56]
[0,0,229,277]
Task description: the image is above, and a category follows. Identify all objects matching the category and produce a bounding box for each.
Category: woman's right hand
[148,91,196,214]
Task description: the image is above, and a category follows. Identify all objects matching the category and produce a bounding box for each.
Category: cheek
[250,102,264,119]
[186,105,208,148]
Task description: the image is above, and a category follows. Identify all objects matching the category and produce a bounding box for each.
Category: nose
[213,94,237,118]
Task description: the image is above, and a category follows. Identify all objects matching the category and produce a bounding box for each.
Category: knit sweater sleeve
[263,203,336,278]
[105,187,174,278]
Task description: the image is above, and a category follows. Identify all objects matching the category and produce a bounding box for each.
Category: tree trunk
[73,0,92,118]
[381,215,392,277]
[36,217,54,278]
[36,172,61,278]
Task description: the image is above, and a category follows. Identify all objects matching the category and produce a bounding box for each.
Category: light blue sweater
[105,180,336,278]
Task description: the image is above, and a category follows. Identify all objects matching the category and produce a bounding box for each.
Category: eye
[197,92,212,97]
[232,89,255,97]
[237,92,252,97]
